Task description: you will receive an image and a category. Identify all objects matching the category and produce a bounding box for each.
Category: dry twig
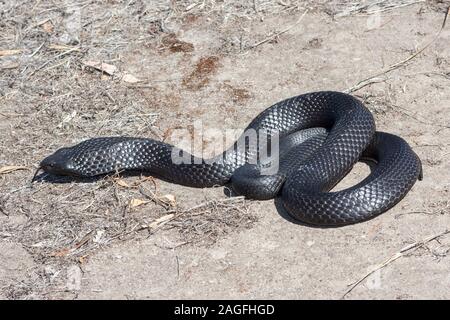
[345,6,450,93]
[247,10,308,50]
[343,229,450,298]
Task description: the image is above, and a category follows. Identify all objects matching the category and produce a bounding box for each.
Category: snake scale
[39,91,422,226]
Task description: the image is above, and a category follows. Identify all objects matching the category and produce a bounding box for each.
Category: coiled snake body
[39,91,422,226]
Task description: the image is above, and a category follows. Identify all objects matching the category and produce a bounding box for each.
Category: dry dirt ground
[1,0,449,300]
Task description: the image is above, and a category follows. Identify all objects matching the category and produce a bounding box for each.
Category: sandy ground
[1,0,449,300]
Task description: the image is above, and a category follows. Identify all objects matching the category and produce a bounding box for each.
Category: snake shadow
[224,184,328,228]
[31,170,148,184]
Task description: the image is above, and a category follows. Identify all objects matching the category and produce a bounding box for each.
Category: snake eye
[45,162,56,168]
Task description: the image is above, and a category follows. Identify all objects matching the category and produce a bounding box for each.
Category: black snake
[38,91,422,226]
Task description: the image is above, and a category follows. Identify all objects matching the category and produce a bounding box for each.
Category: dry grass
[0,0,267,299]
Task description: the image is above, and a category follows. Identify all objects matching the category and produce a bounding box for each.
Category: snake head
[39,147,79,177]
[38,137,145,178]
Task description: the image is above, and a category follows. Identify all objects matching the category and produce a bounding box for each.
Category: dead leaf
[0,49,24,57]
[42,21,54,33]
[115,179,130,188]
[47,44,81,52]
[0,62,19,70]
[129,198,149,208]
[50,248,71,257]
[83,60,118,75]
[79,255,89,264]
[160,194,176,206]
[122,73,142,83]
[0,165,28,175]
[148,214,175,229]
